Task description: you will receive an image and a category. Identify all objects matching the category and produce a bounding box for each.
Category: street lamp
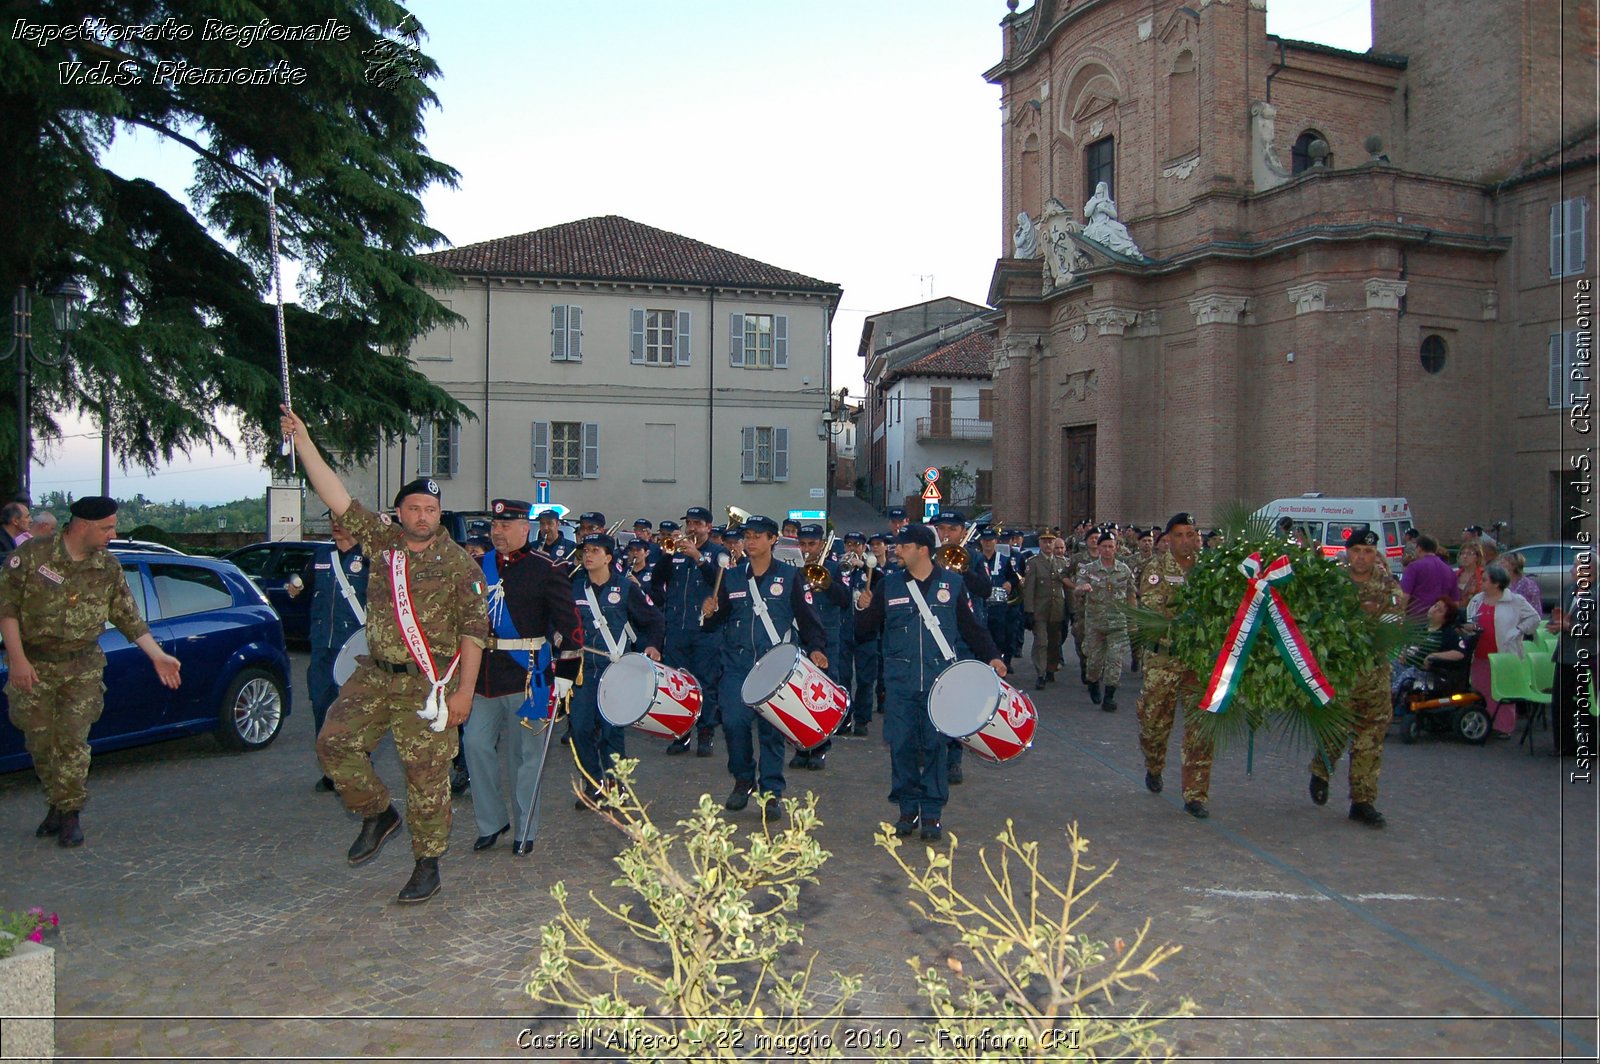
[1,281,88,499]
[820,387,848,526]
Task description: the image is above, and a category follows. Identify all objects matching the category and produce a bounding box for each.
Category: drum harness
[582,584,636,666]
[906,580,958,666]
[330,551,367,627]
[746,569,793,649]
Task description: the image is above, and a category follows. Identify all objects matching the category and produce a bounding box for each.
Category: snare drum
[740,643,849,749]
[332,631,369,687]
[927,660,1036,764]
[598,653,701,740]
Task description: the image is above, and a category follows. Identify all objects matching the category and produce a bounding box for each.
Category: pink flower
[27,927,43,943]
[26,907,42,917]
[49,913,59,927]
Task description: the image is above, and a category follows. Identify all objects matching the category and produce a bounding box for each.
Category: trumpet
[936,521,980,573]
[802,531,836,592]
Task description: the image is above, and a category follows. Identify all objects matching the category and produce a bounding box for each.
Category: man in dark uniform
[853,524,1005,842]
[700,514,828,819]
[534,509,576,568]
[976,529,1020,669]
[1,497,183,847]
[839,532,879,736]
[932,510,990,784]
[464,499,583,855]
[281,406,489,904]
[652,506,725,757]
[569,533,666,804]
[886,507,909,541]
[284,512,369,792]
[790,524,850,769]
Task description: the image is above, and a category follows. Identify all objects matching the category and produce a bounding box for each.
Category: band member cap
[843,531,865,543]
[742,514,780,535]
[536,509,561,521]
[657,519,681,533]
[886,507,907,519]
[683,506,713,522]
[933,510,965,526]
[797,523,825,539]
[69,496,118,520]
[578,511,606,526]
[490,499,532,520]
[632,518,652,529]
[581,533,616,556]
[895,525,938,550]
[978,528,998,540]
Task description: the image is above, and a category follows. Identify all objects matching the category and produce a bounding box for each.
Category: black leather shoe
[472,824,510,851]
[449,764,470,795]
[314,776,337,793]
[347,805,401,865]
[1088,681,1102,704]
[512,839,535,856]
[1349,803,1386,828]
[806,751,826,770]
[893,812,920,837]
[1102,686,1118,713]
[762,798,784,823]
[1035,677,1047,690]
[1145,771,1163,794]
[559,728,572,745]
[35,806,61,837]
[851,722,870,738]
[57,811,83,848]
[665,734,691,756]
[724,780,755,811]
[397,857,440,903]
[948,763,964,785]
[1078,664,1088,685]
[1046,671,1056,682]
[788,751,809,769]
[1183,800,1209,819]
[1309,775,1329,806]
[696,728,715,756]
[920,819,943,842]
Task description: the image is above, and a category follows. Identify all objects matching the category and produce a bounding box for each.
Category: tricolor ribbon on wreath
[1198,552,1336,714]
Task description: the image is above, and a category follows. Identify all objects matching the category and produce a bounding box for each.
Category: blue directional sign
[924,500,941,522]
[536,480,551,505]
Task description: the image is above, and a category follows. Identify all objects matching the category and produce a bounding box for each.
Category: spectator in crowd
[1549,556,1595,756]
[1464,563,1542,737]
[1502,551,1544,619]
[1390,598,1470,700]
[0,502,31,554]
[1399,535,1458,619]
[27,511,57,540]
[1400,527,1422,566]
[1479,537,1502,572]
[1455,542,1486,601]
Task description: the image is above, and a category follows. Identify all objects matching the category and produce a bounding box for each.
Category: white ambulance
[1254,495,1416,571]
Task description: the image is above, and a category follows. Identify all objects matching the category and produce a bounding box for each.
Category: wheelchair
[1391,635,1489,745]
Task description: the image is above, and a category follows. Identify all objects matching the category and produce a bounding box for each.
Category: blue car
[0,550,293,774]
[223,540,334,644]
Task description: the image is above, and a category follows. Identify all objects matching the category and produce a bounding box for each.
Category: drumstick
[701,560,727,628]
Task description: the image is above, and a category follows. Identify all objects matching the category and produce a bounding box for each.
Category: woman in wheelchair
[1392,598,1473,709]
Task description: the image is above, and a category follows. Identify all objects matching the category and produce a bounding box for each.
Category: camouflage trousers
[1136,655,1213,803]
[1082,619,1128,687]
[7,650,106,813]
[317,663,458,859]
[1310,665,1391,805]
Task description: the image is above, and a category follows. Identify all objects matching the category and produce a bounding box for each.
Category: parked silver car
[1505,542,1587,609]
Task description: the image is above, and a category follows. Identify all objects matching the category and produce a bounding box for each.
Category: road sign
[924,466,940,483]
[922,483,941,501]
[536,480,551,504]
[788,509,827,521]
[924,499,941,522]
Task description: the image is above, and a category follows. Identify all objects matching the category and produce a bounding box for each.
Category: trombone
[936,521,980,573]
[802,531,836,592]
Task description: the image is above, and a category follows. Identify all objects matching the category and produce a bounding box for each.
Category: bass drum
[927,660,1036,764]
[597,653,701,740]
[332,631,369,687]
[740,643,849,749]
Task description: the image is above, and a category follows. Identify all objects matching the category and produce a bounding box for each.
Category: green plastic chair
[1531,628,1558,656]
[1488,652,1553,753]
[1529,653,1556,695]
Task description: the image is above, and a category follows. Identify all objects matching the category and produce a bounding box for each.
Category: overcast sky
[36,0,1372,504]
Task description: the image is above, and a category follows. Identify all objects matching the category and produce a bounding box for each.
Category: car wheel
[217,667,286,751]
[1456,706,1491,746]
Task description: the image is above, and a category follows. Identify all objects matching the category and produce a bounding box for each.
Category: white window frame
[632,308,691,366]
[417,420,457,479]
[1551,197,1589,279]
[740,425,789,483]
[728,312,788,369]
[1549,329,1591,409]
[535,420,600,479]
[551,304,583,362]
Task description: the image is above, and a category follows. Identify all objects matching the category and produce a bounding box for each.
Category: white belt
[487,636,547,652]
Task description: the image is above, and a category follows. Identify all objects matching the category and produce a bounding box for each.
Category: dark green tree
[0,0,468,495]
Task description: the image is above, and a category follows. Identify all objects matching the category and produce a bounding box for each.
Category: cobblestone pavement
[2,646,1596,1062]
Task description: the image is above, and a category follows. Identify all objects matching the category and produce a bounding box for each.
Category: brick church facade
[985,0,1596,540]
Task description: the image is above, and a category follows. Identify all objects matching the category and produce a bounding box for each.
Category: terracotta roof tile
[418,215,840,293]
[885,330,994,384]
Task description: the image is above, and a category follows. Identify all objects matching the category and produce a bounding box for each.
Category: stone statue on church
[1040,196,1088,290]
[1080,182,1144,258]
[1012,211,1039,258]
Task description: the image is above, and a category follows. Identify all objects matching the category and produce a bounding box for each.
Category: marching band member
[464,500,583,854]
[841,532,879,737]
[699,514,827,820]
[652,507,726,757]
[570,533,666,806]
[790,524,851,770]
[534,509,576,567]
[853,524,1005,843]
[280,406,487,905]
[722,526,745,563]
[976,528,1021,670]
[932,511,991,785]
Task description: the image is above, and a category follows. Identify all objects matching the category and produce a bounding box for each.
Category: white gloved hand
[555,677,574,700]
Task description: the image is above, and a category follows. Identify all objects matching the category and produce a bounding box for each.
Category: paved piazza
[3,650,1595,1062]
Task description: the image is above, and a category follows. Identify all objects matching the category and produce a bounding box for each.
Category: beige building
[351,216,843,521]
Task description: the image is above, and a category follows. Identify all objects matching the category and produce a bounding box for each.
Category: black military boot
[347,805,401,865]
[695,728,715,757]
[1087,681,1102,704]
[1348,803,1386,828]
[1145,771,1163,794]
[1309,774,1329,806]
[1101,686,1118,713]
[57,811,84,848]
[665,733,691,755]
[35,806,62,837]
[724,779,755,811]
[397,857,440,903]
[1079,662,1089,686]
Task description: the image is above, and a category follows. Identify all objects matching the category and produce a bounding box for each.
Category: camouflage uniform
[316,502,489,859]
[1067,545,1093,667]
[0,534,149,812]
[1134,551,1213,802]
[1310,565,1402,803]
[1080,558,1135,687]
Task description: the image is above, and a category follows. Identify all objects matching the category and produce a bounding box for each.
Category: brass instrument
[936,521,980,573]
[657,531,682,553]
[726,504,750,530]
[801,531,836,592]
